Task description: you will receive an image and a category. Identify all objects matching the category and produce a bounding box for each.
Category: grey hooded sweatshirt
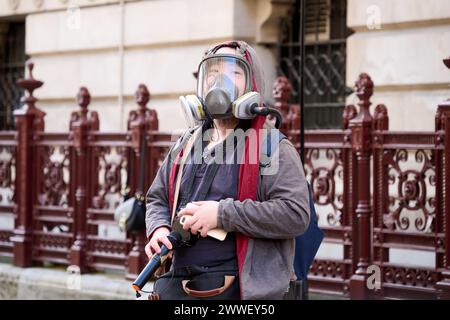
[145,121,310,299]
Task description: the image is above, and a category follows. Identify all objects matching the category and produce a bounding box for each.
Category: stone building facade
[1,0,448,133]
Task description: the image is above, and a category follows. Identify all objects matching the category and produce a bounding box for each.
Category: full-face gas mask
[180,53,263,127]
[180,45,283,129]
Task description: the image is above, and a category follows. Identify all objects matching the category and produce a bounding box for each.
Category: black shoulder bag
[114,133,147,232]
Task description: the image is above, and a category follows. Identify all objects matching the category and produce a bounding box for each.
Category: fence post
[349,73,374,299]
[126,84,158,279]
[371,104,389,299]
[69,87,98,272]
[11,62,46,267]
[436,57,450,299]
[342,103,357,295]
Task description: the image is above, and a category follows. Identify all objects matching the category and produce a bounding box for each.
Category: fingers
[200,227,209,238]
[180,211,210,237]
[178,205,197,217]
[150,238,161,254]
[178,201,203,216]
[182,214,199,231]
[159,235,173,250]
[150,235,172,254]
[145,242,153,259]
[190,220,208,237]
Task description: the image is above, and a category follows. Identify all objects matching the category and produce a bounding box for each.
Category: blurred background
[1,0,448,133]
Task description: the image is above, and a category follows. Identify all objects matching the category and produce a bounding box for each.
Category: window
[278,0,353,129]
[0,22,27,130]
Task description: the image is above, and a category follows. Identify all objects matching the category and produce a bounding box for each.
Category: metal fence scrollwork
[0,58,449,300]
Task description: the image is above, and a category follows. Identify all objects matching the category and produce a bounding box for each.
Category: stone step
[0,262,149,300]
[1,262,349,300]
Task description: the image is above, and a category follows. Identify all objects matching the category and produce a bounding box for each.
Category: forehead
[205,57,245,72]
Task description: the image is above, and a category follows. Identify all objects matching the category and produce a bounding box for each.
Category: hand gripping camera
[131,209,200,297]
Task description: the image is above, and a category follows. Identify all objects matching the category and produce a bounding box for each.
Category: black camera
[171,212,199,247]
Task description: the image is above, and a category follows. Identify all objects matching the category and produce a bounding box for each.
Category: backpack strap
[259,128,287,168]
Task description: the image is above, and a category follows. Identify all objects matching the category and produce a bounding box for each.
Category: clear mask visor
[197,54,253,102]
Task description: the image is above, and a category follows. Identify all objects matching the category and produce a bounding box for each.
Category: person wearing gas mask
[144,40,310,300]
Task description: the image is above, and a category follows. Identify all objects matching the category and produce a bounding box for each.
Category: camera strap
[171,127,230,242]
[171,127,201,225]
[176,130,222,210]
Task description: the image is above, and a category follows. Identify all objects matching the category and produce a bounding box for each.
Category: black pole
[299,0,305,164]
[298,2,308,301]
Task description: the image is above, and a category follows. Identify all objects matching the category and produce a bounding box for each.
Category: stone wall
[346,0,450,131]
[1,0,289,133]
[2,0,450,132]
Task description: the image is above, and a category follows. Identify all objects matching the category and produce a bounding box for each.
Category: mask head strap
[203,41,246,58]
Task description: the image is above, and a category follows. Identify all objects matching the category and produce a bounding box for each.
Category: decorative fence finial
[16,62,44,101]
[355,73,373,110]
[272,77,293,132]
[128,84,158,132]
[135,84,150,112]
[342,104,357,130]
[436,57,450,130]
[273,76,292,105]
[373,104,388,131]
[77,86,91,113]
[15,61,46,131]
[443,57,450,70]
[69,86,98,132]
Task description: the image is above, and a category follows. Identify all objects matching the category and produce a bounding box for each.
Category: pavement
[0,261,346,300]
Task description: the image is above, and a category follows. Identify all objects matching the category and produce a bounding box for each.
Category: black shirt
[172,121,250,268]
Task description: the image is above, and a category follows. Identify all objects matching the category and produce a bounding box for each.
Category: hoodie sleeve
[145,128,193,240]
[217,138,310,239]
[145,150,173,240]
